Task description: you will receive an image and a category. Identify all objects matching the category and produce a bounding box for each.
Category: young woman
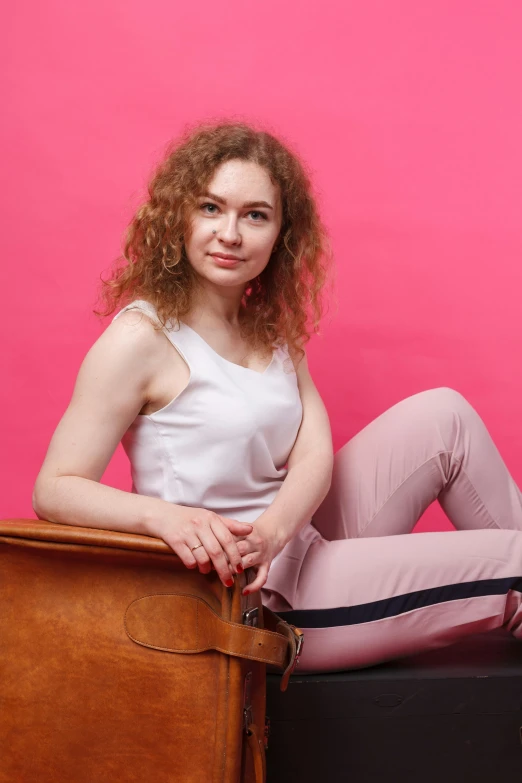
[33,121,522,673]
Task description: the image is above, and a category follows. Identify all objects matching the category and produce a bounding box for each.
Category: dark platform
[266,630,522,782]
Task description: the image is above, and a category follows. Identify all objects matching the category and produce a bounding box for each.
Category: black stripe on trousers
[274,576,522,629]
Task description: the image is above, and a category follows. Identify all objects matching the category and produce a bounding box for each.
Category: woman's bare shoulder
[99,307,188,413]
[98,307,165,359]
[285,341,309,375]
[67,308,167,415]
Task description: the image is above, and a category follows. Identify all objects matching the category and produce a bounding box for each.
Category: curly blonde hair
[95,120,333,360]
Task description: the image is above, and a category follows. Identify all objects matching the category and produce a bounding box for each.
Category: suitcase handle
[125,593,303,691]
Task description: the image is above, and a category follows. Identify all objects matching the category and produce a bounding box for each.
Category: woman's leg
[283,527,522,672]
[273,387,522,672]
[313,386,522,539]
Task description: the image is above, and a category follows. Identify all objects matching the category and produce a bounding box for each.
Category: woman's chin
[196,268,249,290]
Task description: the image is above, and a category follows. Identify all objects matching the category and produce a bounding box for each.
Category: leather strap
[259,605,304,691]
[246,723,266,783]
[124,593,303,691]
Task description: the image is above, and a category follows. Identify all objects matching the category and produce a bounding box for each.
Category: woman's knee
[413,386,474,417]
[404,387,478,448]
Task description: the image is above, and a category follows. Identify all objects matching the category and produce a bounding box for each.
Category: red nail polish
[225,578,234,587]
[236,564,244,574]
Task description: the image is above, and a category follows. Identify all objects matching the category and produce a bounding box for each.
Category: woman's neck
[188,281,245,329]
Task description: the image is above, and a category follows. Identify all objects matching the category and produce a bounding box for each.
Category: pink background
[3,1,522,533]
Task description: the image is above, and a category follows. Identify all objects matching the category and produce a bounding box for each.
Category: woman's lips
[210,254,242,268]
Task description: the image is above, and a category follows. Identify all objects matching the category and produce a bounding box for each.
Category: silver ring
[191,544,204,552]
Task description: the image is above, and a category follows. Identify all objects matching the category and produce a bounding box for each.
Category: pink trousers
[262,387,522,673]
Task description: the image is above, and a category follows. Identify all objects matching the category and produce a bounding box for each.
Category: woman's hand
[148,502,254,587]
[235,519,284,595]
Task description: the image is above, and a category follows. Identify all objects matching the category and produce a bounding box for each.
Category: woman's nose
[219,215,241,244]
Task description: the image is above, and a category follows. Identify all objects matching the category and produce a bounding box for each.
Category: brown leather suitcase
[0,519,302,783]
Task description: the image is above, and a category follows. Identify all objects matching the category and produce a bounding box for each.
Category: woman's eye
[249,211,268,221]
[201,203,219,214]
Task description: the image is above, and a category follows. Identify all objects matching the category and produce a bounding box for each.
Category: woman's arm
[33,311,252,587]
[33,311,163,532]
[239,350,334,593]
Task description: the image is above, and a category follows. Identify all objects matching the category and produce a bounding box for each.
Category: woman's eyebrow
[200,191,274,210]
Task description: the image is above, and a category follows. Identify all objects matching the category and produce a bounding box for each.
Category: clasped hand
[153,502,280,593]
[235,521,281,594]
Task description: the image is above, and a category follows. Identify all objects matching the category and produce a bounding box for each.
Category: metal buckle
[292,627,304,671]
[243,607,259,627]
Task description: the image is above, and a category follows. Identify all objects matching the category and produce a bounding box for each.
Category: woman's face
[184,159,282,292]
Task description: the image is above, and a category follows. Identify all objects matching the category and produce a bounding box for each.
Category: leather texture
[0,519,302,783]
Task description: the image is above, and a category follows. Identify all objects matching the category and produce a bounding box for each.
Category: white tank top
[112,299,303,524]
